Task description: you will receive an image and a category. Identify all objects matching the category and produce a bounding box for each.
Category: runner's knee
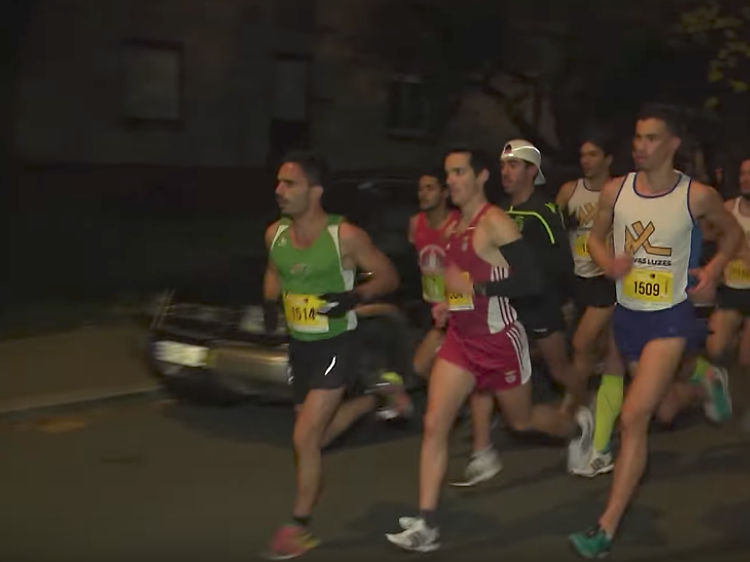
[572,328,596,358]
[505,417,533,433]
[423,408,453,441]
[619,404,651,435]
[654,389,679,425]
[293,414,327,451]
[501,406,533,432]
[705,334,730,364]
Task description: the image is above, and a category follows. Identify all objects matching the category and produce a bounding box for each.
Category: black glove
[263,300,279,333]
[317,291,361,318]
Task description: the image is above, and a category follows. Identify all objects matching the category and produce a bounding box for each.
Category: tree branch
[475,78,558,156]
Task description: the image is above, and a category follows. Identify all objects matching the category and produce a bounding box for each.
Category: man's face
[445,153,485,207]
[501,158,536,195]
[580,141,611,179]
[417,175,447,211]
[275,162,315,217]
[632,118,680,171]
[739,159,750,195]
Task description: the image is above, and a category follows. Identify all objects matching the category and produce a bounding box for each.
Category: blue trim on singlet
[611,175,629,210]
[687,224,703,290]
[686,177,700,290]
[632,171,683,199]
[686,176,696,223]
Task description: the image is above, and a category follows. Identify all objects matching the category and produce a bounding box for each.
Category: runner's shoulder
[600,175,628,204]
[265,219,283,247]
[409,212,421,231]
[338,220,369,243]
[479,205,520,232]
[557,180,578,206]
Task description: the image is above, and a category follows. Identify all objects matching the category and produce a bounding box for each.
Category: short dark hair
[444,145,492,177]
[637,103,687,139]
[581,127,616,157]
[280,150,330,187]
[420,168,447,187]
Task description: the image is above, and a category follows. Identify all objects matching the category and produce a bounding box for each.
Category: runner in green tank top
[261,151,412,560]
[269,213,356,342]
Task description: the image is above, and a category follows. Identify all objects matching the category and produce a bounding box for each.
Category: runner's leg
[706,308,742,366]
[573,327,623,477]
[569,337,685,557]
[413,328,444,379]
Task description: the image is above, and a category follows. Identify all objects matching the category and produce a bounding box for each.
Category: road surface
[2,394,750,562]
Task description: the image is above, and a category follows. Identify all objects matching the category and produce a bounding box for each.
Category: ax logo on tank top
[577,202,597,226]
[624,221,672,259]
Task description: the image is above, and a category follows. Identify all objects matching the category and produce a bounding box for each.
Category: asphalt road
[2,394,750,562]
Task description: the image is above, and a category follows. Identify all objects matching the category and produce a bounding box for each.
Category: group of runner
[261,103,749,559]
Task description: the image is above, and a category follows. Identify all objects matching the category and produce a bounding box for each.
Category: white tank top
[724,197,750,290]
[567,179,605,278]
[612,171,700,311]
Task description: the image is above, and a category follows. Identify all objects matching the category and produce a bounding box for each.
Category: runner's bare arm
[408,214,418,245]
[556,180,578,228]
[690,183,743,278]
[471,207,544,297]
[588,177,622,274]
[340,222,400,299]
[264,221,281,301]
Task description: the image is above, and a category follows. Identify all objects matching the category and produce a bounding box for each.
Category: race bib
[623,268,673,304]
[574,233,590,258]
[283,293,329,334]
[422,273,446,303]
[447,272,474,311]
[726,259,750,285]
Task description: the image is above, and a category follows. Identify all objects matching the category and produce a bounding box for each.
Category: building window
[386,75,430,138]
[275,0,317,33]
[121,40,184,128]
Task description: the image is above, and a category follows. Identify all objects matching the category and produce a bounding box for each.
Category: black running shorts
[716,285,750,317]
[572,275,617,311]
[288,331,359,404]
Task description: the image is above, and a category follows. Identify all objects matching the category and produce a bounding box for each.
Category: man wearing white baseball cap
[502,139,547,185]
[499,140,586,410]
[457,139,595,485]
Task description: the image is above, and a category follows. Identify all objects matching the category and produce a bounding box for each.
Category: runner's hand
[432,302,449,328]
[606,254,632,280]
[687,267,717,305]
[317,291,361,318]
[444,263,473,296]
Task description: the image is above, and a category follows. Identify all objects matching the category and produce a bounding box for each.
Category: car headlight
[153,340,209,368]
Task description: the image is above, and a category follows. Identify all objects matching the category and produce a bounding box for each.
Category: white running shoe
[702,364,732,424]
[570,449,614,478]
[386,517,440,552]
[567,406,594,473]
[398,515,420,530]
[449,447,503,487]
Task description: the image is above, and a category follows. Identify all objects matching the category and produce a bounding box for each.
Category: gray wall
[14,0,312,166]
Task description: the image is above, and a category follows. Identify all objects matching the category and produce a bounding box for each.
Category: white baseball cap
[500,139,546,185]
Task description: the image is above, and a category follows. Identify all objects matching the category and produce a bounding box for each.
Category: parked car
[146,171,431,404]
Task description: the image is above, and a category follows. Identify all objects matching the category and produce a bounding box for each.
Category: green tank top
[269,215,357,341]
